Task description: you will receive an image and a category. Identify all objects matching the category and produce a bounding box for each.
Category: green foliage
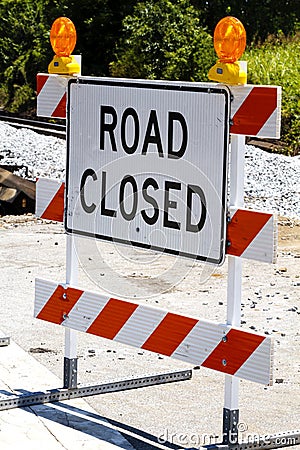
[0,0,52,111]
[0,0,135,111]
[110,0,215,82]
[49,0,136,76]
[245,34,300,155]
[8,84,36,113]
[191,0,300,43]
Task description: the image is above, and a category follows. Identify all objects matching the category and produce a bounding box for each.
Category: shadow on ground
[1,388,189,450]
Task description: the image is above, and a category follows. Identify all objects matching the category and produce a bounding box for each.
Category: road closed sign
[66,77,230,264]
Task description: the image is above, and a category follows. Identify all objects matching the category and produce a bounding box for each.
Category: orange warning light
[214,16,246,63]
[50,17,77,57]
[208,16,247,85]
[48,17,80,75]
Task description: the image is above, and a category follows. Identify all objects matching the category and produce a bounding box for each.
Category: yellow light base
[208,61,247,85]
[48,55,80,75]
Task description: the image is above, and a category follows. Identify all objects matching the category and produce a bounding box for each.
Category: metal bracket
[222,408,239,445]
[0,337,10,347]
[0,369,192,411]
[63,357,77,389]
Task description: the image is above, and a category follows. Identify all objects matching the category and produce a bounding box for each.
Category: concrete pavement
[0,218,299,449]
[0,331,135,450]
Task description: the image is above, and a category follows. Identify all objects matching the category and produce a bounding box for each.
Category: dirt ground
[277,217,300,254]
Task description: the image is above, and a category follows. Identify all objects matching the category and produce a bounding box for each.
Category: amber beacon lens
[50,17,77,57]
[214,16,246,63]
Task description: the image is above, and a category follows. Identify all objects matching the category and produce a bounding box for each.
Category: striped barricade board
[37,74,68,119]
[229,85,281,138]
[227,207,277,263]
[36,177,65,222]
[35,178,277,264]
[34,278,274,385]
[36,74,281,138]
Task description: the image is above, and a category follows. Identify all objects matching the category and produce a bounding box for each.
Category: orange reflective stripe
[202,329,265,375]
[87,298,138,339]
[37,285,83,324]
[51,93,67,118]
[41,182,65,222]
[142,313,198,356]
[227,209,272,256]
[36,74,48,95]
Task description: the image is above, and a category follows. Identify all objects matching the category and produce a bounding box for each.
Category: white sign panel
[66,77,230,264]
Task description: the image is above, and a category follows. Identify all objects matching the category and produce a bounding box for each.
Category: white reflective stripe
[114,305,167,348]
[34,278,58,317]
[241,214,277,263]
[234,338,274,385]
[63,291,110,332]
[256,107,280,138]
[172,321,226,364]
[37,75,68,117]
[35,178,62,218]
[230,85,253,116]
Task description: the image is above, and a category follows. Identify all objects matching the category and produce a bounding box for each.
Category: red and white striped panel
[37,74,68,119]
[34,278,274,385]
[36,74,281,138]
[227,208,277,263]
[230,85,281,138]
[35,178,64,222]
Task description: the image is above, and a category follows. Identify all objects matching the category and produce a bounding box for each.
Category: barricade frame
[1,72,299,450]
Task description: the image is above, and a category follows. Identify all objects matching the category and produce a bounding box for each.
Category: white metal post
[223,134,245,444]
[64,233,78,388]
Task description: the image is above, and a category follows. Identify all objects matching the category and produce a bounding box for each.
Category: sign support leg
[64,234,78,389]
[223,134,245,445]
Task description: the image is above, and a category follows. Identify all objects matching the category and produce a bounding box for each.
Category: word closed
[80,169,207,233]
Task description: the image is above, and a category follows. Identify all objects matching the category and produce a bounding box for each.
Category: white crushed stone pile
[0,122,299,220]
[0,122,65,180]
[244,146,300,220]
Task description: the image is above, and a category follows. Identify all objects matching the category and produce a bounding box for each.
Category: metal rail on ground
[0,369,192,410]
[0,113,66,139]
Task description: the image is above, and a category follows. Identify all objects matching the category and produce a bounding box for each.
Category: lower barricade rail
[0,369,192,411]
